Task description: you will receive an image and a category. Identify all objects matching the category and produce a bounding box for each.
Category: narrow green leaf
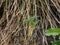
[45,28,60,36]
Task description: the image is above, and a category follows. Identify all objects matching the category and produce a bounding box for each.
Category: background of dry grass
[0,0,60,45]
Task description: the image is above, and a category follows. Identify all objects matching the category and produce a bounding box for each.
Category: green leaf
[45,28,60,36]
[52,40,60,45]
[24,16,37,23]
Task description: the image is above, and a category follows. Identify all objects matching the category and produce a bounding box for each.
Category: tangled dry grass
[0,0,60,45]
